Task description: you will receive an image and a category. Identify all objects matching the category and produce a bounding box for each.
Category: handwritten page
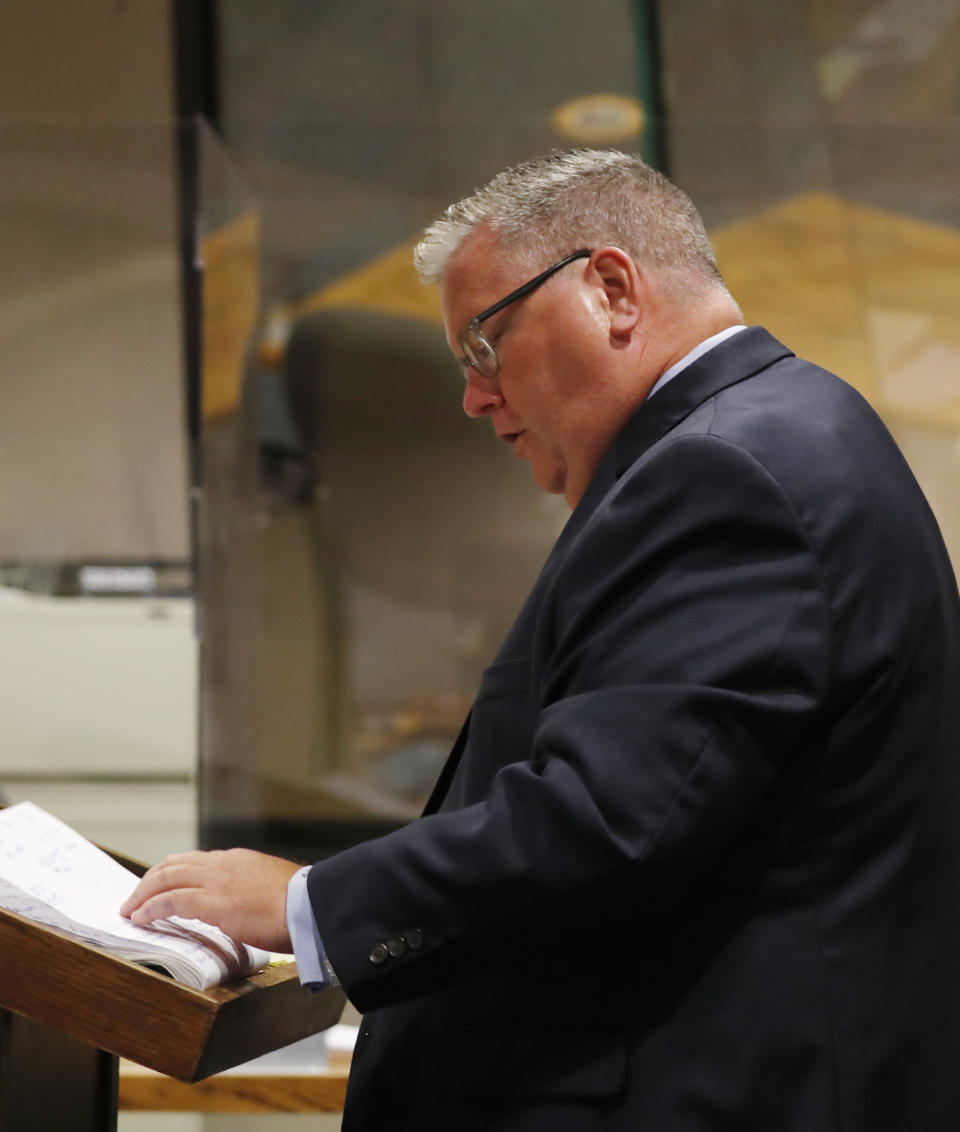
[0,802,269,989]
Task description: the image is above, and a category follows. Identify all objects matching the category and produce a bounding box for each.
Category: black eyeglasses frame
[457,248,593,378]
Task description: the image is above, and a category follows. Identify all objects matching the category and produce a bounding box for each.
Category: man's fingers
[118,848,299,951]
[128,887,214,926]
[128,891,178,925]
[120,858,209,918]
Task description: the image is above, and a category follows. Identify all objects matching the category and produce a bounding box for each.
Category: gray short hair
[414,149,725,299]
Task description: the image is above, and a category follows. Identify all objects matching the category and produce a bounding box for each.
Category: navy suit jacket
[309,327,960,1131]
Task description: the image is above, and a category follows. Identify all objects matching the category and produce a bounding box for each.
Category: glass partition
[198,2,654,858]
[194,116,574,856]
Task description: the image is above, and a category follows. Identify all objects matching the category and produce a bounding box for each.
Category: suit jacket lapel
[615,327,794,474]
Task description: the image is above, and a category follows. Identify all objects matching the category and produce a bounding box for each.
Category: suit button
[404,929,424,950]
[368,943,388,965]
[386,938,407,958]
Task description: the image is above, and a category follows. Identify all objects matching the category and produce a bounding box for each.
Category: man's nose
[462,371,504,418]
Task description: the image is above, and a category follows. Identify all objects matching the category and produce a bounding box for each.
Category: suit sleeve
[306,433,832,1011]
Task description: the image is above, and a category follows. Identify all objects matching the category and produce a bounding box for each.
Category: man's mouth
[499,429,525,445]
[508,431,527,457]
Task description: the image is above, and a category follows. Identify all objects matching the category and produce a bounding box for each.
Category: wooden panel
[713,191,960,431]
[202,209,260,419]
[119,1062,349,1113]
[196,964,346,1080]
[0,903,345,1081]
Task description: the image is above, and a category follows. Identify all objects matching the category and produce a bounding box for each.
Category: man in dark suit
[123,150,960,1130]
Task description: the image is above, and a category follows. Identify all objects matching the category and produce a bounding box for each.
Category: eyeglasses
[457,249,592,379]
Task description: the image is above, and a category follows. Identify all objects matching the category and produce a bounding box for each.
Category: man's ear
[589,247,643,341]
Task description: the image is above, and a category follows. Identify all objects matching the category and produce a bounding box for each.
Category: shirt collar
[646,324,748,401]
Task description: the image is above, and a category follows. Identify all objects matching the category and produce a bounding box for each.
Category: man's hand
[119,849,301,952]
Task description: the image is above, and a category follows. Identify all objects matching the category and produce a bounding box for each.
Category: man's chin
[529,457,567,497]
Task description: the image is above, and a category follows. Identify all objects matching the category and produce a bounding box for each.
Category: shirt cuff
[286,865,338,990]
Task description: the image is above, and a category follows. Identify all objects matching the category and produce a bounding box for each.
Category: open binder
[0,840,345,1131]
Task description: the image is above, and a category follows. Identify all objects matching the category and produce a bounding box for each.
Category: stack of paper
[0,801,269,990]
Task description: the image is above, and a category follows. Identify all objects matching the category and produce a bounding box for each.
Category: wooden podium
[0,851,346,1132]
